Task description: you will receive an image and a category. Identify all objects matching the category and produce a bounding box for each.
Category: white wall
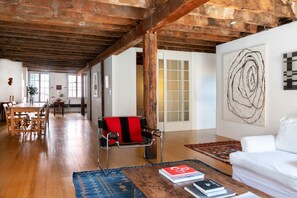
[113,48,137,116]
[48,72,81,105]
[192,53,216,129]
[0,59,24,103]
[216,21,297,140]
[49,73,67,102]
[103,48,216,131]
[107,48,137,116]
[91,63,102,124]
[104,56,113,116]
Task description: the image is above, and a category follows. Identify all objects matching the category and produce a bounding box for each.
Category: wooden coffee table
[123,160,270,198]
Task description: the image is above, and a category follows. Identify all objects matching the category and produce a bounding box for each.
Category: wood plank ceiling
[0,0,296,73]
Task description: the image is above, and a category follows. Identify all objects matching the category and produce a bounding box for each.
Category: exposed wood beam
[0,21,126,38]
[208,0,297,18]
[191,4,278,27]
[158,29,235,42]
[0,38,105,52]
[0,43,104,54]
[88,0,209,67]
[165,24,241,37]
[158,41,216,51]
[0,32,114,46]
[82,1,150,20]
[157,45,215,53]
[175,15,258,33]
[1,51,93,60]
[1,47,99,57]
[0,27,120,42]
[90,0,154,8]
[208,0,275,13]
[157,36,220,47]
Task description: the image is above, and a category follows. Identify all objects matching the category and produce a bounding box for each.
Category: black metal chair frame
[98,116,163,176]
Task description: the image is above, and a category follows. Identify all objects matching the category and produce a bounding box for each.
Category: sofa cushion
[230,150,297,191]
[241,135,276,152]
[276,117,297,154]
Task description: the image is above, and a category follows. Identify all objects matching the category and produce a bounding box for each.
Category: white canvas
[223,45,266,126]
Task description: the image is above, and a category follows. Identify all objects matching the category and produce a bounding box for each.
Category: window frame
[68,74,82,98]
[28,72,50,102]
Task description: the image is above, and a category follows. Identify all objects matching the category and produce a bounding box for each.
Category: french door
[157,55,191,132]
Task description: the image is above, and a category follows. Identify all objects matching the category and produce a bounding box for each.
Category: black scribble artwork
[227,49,265,124]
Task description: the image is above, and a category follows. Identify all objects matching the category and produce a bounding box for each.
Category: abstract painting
[93,72,99,97]
[223,45,266,126]
[283,51,297,90]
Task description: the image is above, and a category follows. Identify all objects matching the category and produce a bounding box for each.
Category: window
[29,73,50,102]
[68,75,81,98]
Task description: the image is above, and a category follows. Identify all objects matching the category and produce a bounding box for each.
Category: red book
[162,165,198,177]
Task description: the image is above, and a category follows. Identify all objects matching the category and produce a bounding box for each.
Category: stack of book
[184,179,236,198]
[159,165,204,183]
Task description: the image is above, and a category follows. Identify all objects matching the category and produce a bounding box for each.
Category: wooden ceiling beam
[274,0,297,18]
[0,34,113,47]
[23,60,86,66]
[175,15,258,33]
[157,36,219,47]
[0,43,103,54]
[191,4,278,27]
[0,15,133,32]
[157,45,215,53]
[0,38,105,51]
[82,1,150,20]
[89,0,154,8]
[158,29,235,42]
[0,1,150,20]
[208,0,297,18]
[158,41,216,51]
[207,0,275,13]
[1,47,99,57]
[1,52,92,61]
[24,63,81,73]
[165,24,241,37]
[0,21,126,38]
[87,0,210,69]
[0,29,116,43]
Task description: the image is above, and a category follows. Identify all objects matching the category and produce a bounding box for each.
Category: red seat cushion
[104,117,143,144]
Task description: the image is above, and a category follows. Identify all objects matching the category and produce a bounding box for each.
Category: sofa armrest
[241,135,276,152]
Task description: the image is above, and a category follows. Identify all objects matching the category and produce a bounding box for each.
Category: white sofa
[230,117,297,198]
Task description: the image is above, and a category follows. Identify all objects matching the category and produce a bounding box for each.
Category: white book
[233,191,260,198]
[159,169,204,183]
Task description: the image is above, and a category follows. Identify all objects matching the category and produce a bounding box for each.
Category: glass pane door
[158,58,191,131]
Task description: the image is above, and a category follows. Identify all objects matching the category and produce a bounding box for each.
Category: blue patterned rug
[73,168,145,198]
[73,159,228,198]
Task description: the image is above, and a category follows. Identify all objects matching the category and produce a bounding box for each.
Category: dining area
[2,102,49,136]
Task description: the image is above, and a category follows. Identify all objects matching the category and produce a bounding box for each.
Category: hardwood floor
[0,113,232,198]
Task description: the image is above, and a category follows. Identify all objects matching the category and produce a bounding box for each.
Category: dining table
[10,102,46,135]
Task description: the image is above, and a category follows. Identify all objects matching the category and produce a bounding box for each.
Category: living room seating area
[230,117,297,197]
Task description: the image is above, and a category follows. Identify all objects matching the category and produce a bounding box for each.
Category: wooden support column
[101,61,105,117]
[143,31,158,159]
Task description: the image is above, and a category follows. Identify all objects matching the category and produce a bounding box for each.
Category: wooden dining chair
[32,103,50,134]
[2,104,22,134]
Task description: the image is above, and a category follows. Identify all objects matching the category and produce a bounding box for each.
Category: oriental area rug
[72,168,145,198]
[184,141,242,164]
[72,159,229,198]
